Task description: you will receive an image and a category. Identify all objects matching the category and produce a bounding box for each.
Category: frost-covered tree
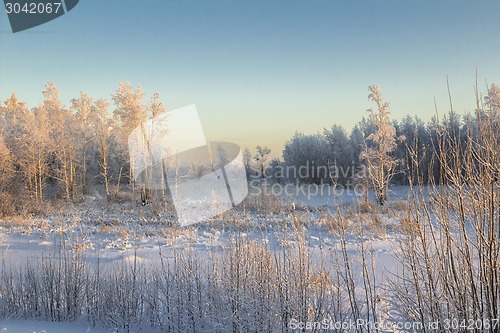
[0,94,28,193]
[485,83,500,115]
[93,99,113,198]
[149,92,165,118]
[0,135,15,215]
[394,115,430,184]
[0,136,15,191]
[112,82,148,144]
[360,85,403,205]
[0,93,28,143]
[21,105,51,201]
[71,92,95,194]
[112,82,148,192]
[242,147,253,179]
[324,124,352,185]
[283,133,331,184]
[266,157,285,184]
[253,146,271,179]
[42,82,80,200]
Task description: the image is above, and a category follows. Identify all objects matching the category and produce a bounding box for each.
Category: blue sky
[1,0,500,155]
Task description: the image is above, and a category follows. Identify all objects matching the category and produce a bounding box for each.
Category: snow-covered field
[0,319,106,333]
[0,186,447,332]
[1,186,410,266]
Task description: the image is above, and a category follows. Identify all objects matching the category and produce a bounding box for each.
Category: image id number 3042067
[5,2,62,14]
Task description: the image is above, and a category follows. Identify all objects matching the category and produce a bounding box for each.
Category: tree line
[1,81,499,214]
[0,82,164,214]
[260,83,500,203]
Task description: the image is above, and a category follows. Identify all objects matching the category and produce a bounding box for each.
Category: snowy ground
[0,186,414,332]
[0,319,107,333]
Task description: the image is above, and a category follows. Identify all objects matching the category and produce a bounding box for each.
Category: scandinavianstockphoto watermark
[250,179,366,200]
[251,160,366,181]
[248,163,368,200]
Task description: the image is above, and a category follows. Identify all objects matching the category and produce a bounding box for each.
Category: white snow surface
[0,186,417,332]
[0,319,106,333]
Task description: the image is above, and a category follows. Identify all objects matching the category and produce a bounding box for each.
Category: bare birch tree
[89,98,113,199]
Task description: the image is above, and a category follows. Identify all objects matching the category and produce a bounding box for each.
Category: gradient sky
[1,0,500,156]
